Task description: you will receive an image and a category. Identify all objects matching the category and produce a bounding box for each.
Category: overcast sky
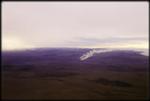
[2,2,149,50]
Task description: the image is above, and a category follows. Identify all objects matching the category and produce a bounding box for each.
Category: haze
[2,2,149,50]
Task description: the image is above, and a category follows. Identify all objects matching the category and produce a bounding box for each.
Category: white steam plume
[80,49,113,61]
[80,48,148,61]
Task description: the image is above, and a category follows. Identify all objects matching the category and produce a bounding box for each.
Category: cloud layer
[2,2,148,50]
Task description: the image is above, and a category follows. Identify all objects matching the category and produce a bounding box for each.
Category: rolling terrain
[1,48,149,100]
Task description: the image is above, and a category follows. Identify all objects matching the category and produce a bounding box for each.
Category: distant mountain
[2,48,149,72]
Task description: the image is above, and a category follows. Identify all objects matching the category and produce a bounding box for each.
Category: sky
[2,2,149,50]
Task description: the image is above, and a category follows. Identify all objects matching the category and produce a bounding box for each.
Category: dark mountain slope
[2,48,148,72]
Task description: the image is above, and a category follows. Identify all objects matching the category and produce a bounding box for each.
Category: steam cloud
[80,49,113,61]
[80,48,148,61]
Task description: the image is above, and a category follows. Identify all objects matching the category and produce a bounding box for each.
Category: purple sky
[2,2,149,50]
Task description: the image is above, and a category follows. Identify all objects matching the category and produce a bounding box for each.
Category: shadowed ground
[1,48,149,100]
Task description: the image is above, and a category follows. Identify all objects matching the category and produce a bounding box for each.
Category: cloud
[2,2,148,49]
[65,36,148,48]
[2,36,35,50]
